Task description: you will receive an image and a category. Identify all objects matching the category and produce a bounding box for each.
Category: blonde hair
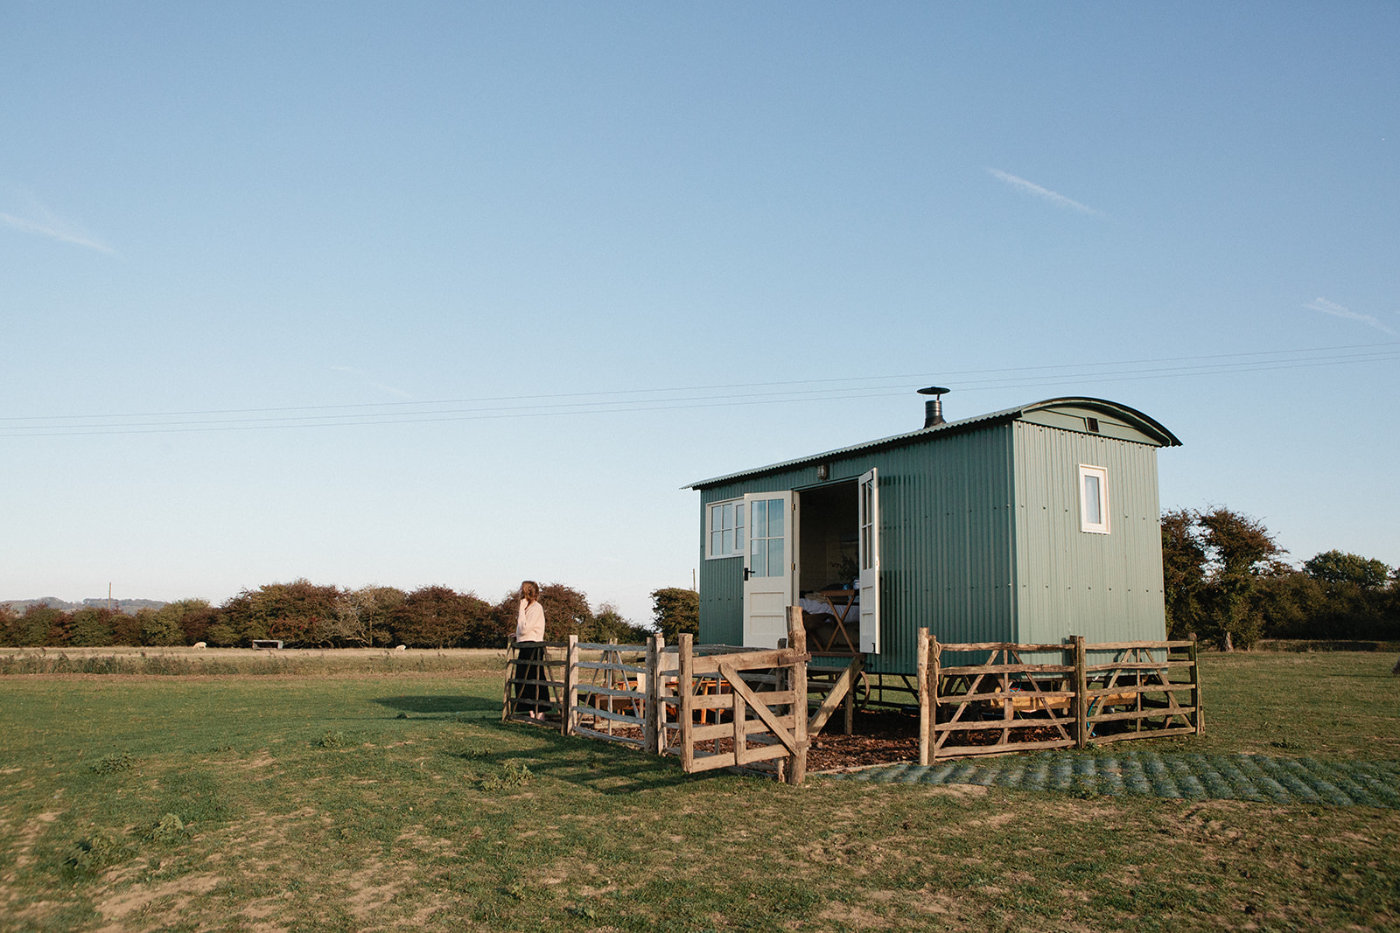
[520,580,540,603]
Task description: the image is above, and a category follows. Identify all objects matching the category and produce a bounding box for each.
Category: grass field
[1,649,1397,931]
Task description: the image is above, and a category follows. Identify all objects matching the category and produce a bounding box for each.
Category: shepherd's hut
[687,390,1182,677]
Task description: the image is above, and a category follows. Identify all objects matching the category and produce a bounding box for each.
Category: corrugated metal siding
[873,427,1017,675]
[1011,422,1167,645]
[696,428,1019,676]
[695,497,744,647]
[696,410,1171,678]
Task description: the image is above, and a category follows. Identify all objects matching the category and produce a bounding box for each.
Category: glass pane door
[748,497,785,577]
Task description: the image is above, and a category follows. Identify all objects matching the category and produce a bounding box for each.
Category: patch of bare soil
[7,810,63,872]
[96,872,221,929]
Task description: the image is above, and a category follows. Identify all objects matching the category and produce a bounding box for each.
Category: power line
[3,342,1396,438]
[4,340,1394,422]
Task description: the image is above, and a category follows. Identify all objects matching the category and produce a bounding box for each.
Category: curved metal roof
[687,396,1181,490]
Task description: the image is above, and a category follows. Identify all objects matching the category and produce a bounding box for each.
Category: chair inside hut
[796,480,861,655]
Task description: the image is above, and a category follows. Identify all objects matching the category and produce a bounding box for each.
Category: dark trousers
[515,645,547,714]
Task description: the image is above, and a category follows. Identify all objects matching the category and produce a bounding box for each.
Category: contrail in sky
[1305,297,1396,336]
[986,168,1102,216]
[330,365,414,400]
[1,203,115,254]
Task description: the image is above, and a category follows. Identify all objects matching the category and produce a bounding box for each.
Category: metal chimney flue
[918,386,950,428]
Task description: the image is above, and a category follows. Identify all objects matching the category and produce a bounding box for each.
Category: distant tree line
[0,582,700,650]
[8,506,1390,653]
[1163,507,1399,650]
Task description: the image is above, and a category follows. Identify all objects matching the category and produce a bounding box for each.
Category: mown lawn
[0,650,1396,931]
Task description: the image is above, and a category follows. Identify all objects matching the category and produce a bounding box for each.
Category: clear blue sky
[3,2,1397,623]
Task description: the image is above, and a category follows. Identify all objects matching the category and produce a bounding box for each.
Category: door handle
[743,567,753,581]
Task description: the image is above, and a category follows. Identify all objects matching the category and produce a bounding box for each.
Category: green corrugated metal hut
[687,395,1181,676]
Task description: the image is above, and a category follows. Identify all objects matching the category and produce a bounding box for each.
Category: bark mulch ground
[569,708,1070,773]
[808,710,921,771]
[808,709,1077,772]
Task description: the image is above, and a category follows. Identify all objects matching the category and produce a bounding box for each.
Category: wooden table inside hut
[803,588,858,654]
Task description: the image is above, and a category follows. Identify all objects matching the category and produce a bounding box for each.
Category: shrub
[149,813,188,842]
[139,608,185,647]
[204,621,241,648]
[64,831,132,877]
[583,602,651,644]
[90,751,136,774]
[651,587,699,641]
[480,760,532,791]
[0,605,19,646]
[317,731,349,748]
[391,586,492,648]
[324,586,405,647]
[10,605,68,647]
[221,581,341,648]
[68,608,116,647]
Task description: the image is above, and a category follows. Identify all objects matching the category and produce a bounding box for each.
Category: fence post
[563,635,579,735]
[645,633,662,754]
[1189,633,1204,736]
[786,606,808,786]
[603,638,617,736]
[775,637,788,783]
[1073,635,1088,749]
[678,634,694,773]
[917,628,931,766]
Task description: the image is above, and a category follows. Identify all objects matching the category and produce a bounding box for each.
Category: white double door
[741,469,880,652]
[740,491,795,649]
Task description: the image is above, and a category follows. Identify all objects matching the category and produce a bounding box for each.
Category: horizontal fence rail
[918,630,1202,764]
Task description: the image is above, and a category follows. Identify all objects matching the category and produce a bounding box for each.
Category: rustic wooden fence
[502,611,812,784]
[917,629,1202,764]
[505,622,1200,779]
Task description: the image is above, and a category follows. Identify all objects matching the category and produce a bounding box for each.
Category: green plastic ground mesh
[827,751,1400,808]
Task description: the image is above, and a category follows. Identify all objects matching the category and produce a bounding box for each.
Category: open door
[858,468,880,654]
[742,491,795,648]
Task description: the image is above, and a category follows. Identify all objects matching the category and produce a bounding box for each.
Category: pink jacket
[515,600,546,642]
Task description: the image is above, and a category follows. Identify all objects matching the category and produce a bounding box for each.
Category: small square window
[1078,465,1110,534]
[706,499,746,558]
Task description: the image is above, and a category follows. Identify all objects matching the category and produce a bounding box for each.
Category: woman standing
[514,581,548,721]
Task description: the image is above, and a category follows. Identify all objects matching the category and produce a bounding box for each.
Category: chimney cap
[919,386,950,428]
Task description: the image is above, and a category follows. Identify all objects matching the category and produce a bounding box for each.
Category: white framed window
[706,498,746,559]
[1078,465,1110,534]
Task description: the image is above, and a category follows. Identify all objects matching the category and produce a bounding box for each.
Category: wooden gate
[672,609,810,784]
[567,636,662,752]
[918,630,1202,764]
[1078,638,1202,743]
[918,636,1078,760]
